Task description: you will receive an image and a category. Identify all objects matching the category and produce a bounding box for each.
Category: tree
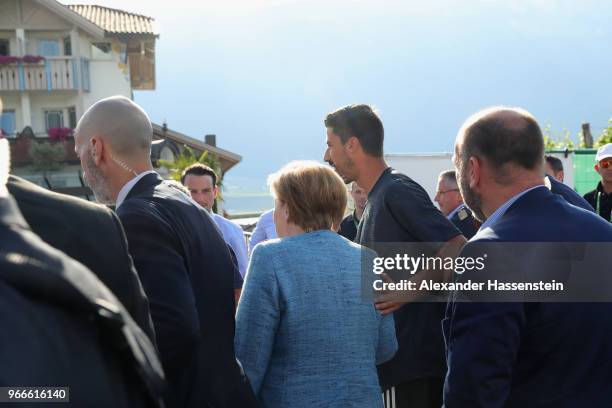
[595,119,612,147]
[542,124,588,150]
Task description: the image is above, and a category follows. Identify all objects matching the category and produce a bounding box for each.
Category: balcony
[0,56,90,92]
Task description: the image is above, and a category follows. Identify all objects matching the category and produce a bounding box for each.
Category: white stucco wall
[83,59,131,108]
[29,93,79,134]
[387,152,578,203]
[386,153,455,202]
[79,33,132,109]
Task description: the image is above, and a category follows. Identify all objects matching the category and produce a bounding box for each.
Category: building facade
[0,0,239,199]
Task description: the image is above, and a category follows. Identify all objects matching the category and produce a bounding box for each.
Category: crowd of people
[1,95,612,408]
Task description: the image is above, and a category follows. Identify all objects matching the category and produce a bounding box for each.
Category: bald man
[74,96,258,408]
[443,107,612,407]
[0,134,164,406]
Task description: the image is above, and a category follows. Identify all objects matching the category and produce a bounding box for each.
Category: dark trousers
[383,378,443,408]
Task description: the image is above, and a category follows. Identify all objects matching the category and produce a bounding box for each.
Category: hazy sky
[62,0,612,192]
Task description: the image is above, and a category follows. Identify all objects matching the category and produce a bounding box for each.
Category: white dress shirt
[447,203,463,220]
[212,213,248,278]
[115,170,157,209]
[248,208,277,252]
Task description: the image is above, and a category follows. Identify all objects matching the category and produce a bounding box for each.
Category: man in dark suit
[73,95,258,408]
[434,170,478,239]
[6,174,155,341]
[0,139,165,407]
[443,106,612,407]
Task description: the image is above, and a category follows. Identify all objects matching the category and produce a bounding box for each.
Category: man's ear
[594,164,600,174]
[345,136,360,156]
[213,186,219,199]
[90,137,104,166]
[468,156,481,189]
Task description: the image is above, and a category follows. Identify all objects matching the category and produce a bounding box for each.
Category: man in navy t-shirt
[323,104,466,408]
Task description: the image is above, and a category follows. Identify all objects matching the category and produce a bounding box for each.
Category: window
[91,42,113,60]
[45,110,64,131]
[0,110,16,137]
[68,107,77,129]
[0,40,9,56]
[39,40,60,57]
[63,37,72,56]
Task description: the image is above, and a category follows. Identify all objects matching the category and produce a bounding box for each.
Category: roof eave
[35,0,106,39]
[105,32,160,40]
[152,123,242,164]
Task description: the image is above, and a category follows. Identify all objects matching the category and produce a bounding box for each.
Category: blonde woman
[235,161,397,407]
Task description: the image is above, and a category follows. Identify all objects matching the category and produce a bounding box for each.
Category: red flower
[0,56,20,65]
[21,55,45,64]
[48,127,74,141]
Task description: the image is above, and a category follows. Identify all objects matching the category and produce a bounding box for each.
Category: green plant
[595,119,612,147]
[543,124,578,150]
[29,141,65,172]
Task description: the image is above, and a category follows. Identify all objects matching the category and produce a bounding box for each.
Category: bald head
[76,95,152,159]
[456,106,544,184]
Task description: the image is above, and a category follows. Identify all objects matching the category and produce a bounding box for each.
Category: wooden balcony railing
[0,57,90,92]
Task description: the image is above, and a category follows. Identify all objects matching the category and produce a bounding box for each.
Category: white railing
[0,56,90,92]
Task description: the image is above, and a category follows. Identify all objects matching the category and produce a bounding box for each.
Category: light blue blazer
[236,230,397,408]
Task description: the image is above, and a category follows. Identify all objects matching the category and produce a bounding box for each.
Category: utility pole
[581,123,593,148]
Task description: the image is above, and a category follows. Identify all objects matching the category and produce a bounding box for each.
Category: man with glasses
[434,170,478,239]
[584,143,612,222]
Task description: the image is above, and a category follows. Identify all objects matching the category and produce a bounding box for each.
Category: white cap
[595,143,612,162]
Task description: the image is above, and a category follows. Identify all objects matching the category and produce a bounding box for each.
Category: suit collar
[481,185,548,230]
[118,171,160,207]
[504,185,553,216]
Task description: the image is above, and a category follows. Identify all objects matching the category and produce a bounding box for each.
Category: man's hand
[375,273,406,315]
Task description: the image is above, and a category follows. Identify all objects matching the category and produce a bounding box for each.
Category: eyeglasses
[436,188,459,195]
[600,159,612,169]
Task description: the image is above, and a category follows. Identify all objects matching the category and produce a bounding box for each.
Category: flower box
[0,55,46,65]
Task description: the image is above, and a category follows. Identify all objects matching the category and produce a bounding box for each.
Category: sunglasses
[599,159,612,169]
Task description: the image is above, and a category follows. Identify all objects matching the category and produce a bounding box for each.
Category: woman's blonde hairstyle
[268,161,347,232]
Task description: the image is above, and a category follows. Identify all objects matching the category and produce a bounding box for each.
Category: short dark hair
[439,170,457,186]
[324,104,384,157]
[181,163,217,186]
[461,108,544,183]
[545,155,563,173]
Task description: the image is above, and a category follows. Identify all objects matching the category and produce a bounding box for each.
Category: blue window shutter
[0,111,16,135]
